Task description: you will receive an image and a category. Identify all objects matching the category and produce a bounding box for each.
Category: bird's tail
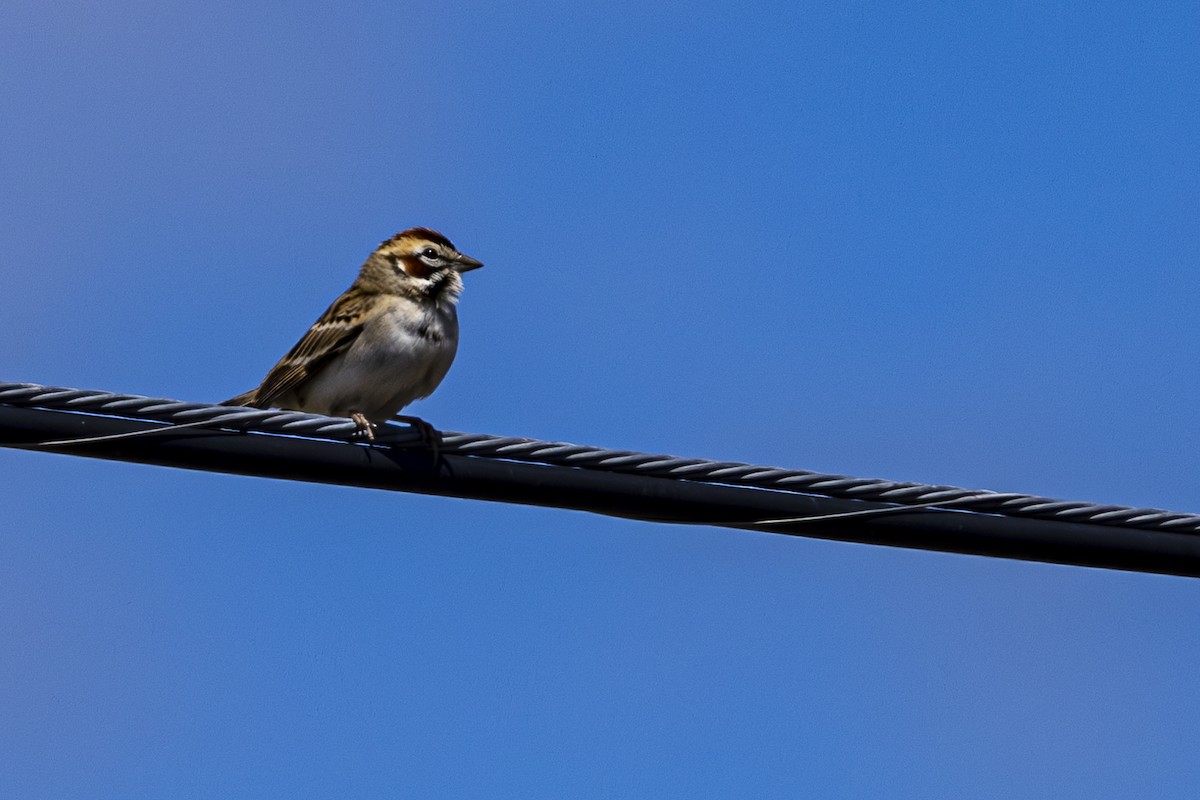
[221,390,259,407]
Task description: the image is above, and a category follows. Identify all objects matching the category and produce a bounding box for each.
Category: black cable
[2,403,1197,578]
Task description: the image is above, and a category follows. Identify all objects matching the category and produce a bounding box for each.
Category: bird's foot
[351,412,376,442]
[392,414,441,456]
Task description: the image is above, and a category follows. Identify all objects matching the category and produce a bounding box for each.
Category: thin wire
[752,493,1003,526]
[29,418,235,447]
[2,380,1198,535]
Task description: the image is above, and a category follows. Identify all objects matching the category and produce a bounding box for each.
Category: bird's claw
[351,412,376,442]
[392,414,441,457]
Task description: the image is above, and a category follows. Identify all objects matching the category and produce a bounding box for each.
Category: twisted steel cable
[3,380,1198,535]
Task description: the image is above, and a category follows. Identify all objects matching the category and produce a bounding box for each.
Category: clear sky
[3,1,1199,797]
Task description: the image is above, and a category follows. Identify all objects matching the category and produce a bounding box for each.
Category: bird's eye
[422,247,439,260]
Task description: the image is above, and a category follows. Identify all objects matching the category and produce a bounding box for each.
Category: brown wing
[246,289,379,408]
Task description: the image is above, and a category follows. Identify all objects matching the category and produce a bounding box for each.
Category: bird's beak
[454,254,484,272]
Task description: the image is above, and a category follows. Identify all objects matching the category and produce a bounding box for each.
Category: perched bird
[224,227,483,440]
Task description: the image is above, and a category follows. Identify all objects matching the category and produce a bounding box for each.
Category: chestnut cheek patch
[399,256,432,279]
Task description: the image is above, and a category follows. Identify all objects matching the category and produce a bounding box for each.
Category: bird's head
[364,227,484,302]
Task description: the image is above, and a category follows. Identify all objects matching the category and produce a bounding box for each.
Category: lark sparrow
[224,227,483,440]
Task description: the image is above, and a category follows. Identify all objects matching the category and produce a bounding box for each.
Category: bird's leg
[351,412,376,442]
[392,414,441,456]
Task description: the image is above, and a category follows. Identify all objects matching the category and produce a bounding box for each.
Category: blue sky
[3,1,1200,796]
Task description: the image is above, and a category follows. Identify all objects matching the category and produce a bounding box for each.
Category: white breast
[299,297,459,421]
